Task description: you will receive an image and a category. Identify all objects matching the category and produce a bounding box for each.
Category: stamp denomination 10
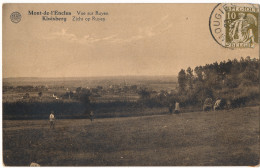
[209,3,259,48]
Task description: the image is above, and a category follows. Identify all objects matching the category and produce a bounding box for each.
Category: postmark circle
[209,3,259,48]
[10,12,22,23]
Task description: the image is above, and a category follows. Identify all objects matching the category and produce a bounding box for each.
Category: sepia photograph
[2,3,260,166]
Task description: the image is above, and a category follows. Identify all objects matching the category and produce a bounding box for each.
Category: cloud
[44,29,119,44]
[52,29,77,41]
[113,15,172,43]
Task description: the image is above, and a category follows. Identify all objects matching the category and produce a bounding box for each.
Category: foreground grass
[3,106,259,166]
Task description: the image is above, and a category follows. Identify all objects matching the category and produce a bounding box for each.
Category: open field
[3,106,259,166]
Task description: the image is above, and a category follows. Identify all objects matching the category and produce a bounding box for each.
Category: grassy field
[3,106,259,166]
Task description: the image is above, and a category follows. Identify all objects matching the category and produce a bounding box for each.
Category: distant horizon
[3,74,178,79]
[3,56,258,79]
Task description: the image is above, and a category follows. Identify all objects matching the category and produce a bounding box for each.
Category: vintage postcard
[2,3,259,166]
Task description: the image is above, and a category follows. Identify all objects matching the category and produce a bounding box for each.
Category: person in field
[174,102,180,114]
[214,98,222,111]
[203,98,213,111]
[169,103,173,114]
[90,111,94,122]
[49,111,55,129]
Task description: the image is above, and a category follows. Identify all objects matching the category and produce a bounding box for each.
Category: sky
[3,4,259,78]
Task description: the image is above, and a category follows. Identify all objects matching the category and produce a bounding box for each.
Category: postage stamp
[209,3,259,48]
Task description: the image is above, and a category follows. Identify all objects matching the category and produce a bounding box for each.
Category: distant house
[53,94,59,100]
[22,93,30,99]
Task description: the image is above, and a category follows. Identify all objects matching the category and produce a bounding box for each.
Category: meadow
[3,106,259,166]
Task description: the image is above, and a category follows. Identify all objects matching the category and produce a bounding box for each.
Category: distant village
[3,81,175,103]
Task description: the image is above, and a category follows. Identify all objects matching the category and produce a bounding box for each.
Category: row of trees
[176,56,259,106]
[137,57,259,108]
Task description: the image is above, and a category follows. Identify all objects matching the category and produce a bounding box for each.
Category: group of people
[169,102,180,114]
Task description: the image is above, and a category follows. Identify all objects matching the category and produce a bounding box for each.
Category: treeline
[175,56,259,107]
[3,101,85,120]
[3,101,149,120]
[137,56,259,108]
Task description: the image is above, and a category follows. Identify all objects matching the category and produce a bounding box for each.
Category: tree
[186,67,194,90]
[76,87,82,94]
[243,65,257,83]
[38,92,42,98]
[138,88,151,100]
[178,69,187,92]
[79,93,92,116]
[194,66,203,82]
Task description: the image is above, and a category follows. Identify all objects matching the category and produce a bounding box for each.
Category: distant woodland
[174,56,259,106]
